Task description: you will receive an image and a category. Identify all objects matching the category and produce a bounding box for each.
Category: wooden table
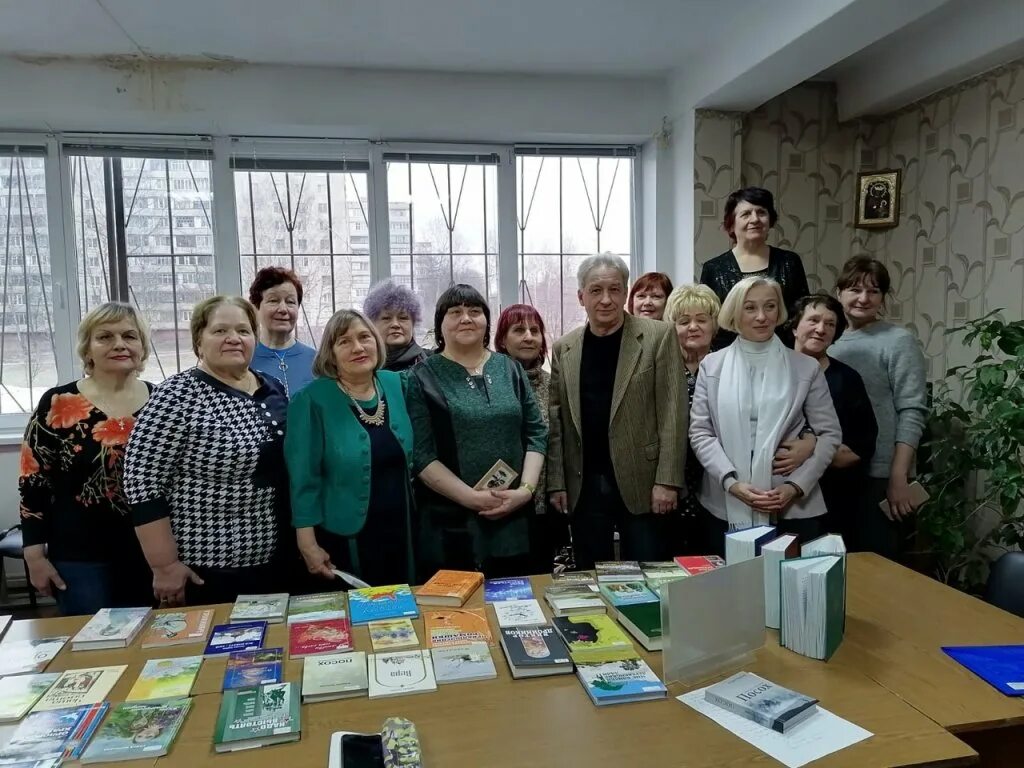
[0,572,978,768]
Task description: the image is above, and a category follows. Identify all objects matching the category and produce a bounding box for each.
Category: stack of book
[415,570,484,607]
[497,625,573,679]
[544,584,605,617]
[71,608,151,651]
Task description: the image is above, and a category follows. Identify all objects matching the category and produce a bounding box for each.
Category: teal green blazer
[285,371,414,536]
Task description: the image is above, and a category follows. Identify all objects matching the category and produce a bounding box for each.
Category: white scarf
[717,335,793,529]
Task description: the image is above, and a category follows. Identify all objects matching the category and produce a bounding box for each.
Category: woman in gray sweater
[830,257,928,559]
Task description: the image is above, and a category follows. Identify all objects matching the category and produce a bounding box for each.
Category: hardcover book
[942,645,1024,696]
[415,569,484,607]
[615,601,663,652]
[230,593,289,624]
[287,618,353,658]
[431,642,497,684]
[0,636,70,676]
[80,698,191,763]
[575,658,667,706]
[367,650,437,698]
[484,576,534,603]
[724,526,777,565]
[598,581,659,608]
[213,683,301,752]
[0,673,60,722]
[497,626,573,678]
[705,671,818,733]
[33,666,127,712]
[551,570,596,585]
[492,599,547,629]
[222,648,284,691]
[286,592,346,625]
[368,619,419,651]
[779,555,845,661]
[0,703,109,762]
[71,608,151,651]
[204,622,267,658]
[301,651,368,702]
[552,614,638,664]
[801,533,847,557]
[348,585,419,625]
[640,561,687,592]
[140,610,214,649]
[595,561,642,582]
[126,656,203,701]
[424,607,493,648]
[762,534,799,629]
[673,555,726,575]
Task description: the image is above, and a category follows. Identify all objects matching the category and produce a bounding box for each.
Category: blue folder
[942,644,1024,696]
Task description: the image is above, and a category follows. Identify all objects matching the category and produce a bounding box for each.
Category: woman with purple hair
[363,280,430,372]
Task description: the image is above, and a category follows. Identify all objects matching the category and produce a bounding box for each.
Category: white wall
[0,448,20,531]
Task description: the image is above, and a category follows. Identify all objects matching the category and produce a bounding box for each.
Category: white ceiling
[0,0,741,76]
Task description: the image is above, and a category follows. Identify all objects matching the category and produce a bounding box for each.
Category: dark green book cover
[616,602,661,639]
[213,683,300,750]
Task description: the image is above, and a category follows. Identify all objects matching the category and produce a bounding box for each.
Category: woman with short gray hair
[364,279,430,372]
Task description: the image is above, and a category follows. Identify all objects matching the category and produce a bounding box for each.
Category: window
[516,151,635,337]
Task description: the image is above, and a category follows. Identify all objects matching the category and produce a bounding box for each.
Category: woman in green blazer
[285,309,415,587]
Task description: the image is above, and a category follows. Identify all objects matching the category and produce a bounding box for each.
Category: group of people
[18,186,929,616]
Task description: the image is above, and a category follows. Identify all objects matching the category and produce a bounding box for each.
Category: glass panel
[0,152,57,413]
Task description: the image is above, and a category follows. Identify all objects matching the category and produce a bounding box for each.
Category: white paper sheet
[678,686,872,768]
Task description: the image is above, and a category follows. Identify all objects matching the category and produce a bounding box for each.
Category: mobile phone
[878,480,930,513]
[340,734,385,768]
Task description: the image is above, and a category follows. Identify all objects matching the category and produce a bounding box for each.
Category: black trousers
[185,562,281,606]
[854,477,910,560]
[570,473,669,569]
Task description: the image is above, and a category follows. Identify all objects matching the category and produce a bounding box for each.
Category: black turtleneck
[580,323,624,476]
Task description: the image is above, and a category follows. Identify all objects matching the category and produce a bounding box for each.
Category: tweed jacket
[547,313,686,515]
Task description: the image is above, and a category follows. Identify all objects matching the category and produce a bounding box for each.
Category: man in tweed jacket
[547,255,686,568]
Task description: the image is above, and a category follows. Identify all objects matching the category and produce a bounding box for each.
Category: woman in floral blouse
[19,302,155,615]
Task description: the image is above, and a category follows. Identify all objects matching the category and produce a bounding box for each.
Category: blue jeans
[51,560,153,617]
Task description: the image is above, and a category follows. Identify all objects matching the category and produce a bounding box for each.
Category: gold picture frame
[855,169,901,228]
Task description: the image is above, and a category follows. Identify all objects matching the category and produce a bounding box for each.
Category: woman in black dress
[700,187,809,348]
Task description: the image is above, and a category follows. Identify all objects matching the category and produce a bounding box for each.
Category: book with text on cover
[431,642,497,684]
[0,673,60,722]
[598,581,659,608]
[348,585,419,625]
[484,576,534,603]
[424,607,493,648]
[0,636,70,676]
[204,622,267,658]
[286,592,346,625]
[32,666,127,713]
[301,651,368,703]
[544,584,606,617]
[705,671,818,733]
[595,561,642,583]
[367,650,438,698]
[71,608,151,651]
[473,459,518,491]
[126,656,203,701]
[222,648,283,691]
[492,599,547,629]
[80,698,192,763]
[230,594,289,624]
[213,683,301,752]
[576,658,667,706]
[673,555,726,576]
[640,561,687,592]
[140,609,214,649]
[0,703,108,763]
[552,614,638,664]
[288,618,353,659]
[368,619,419,651]
[497,626,573,679]
[415,569,484,607]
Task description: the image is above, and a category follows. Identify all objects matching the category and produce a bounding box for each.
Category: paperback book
[415,569,484,607]
[348,585,419,625]
[0,673,60,722]
[230,593,289,624]
[424,607,493,648]
[204,622,267,658]
[705,671,818,733]
[126,656,203,701]
[497,626,573,679]
[595,561,642,583]
[552,614,638,664]
[367,650,438,698]
[368,618,419,651]
[673,555,726,576]
[301,651,368,702]
[80,698,192,763]
[32,666,127,712]
[0,636,69,676]
[551,570,596,585]
[598,581,659,608]
[641,561,687,592]
[431,642,498,684]
[0,703,109,762]
[71,608,151,651]
[140,610,214,649]
[213,682,301,752]
[484,576,534,603]
[575,658,667,706]
[288,617,353,658]
[492,599,547,628]
[942,645,1024,696]
[724,526,777,565]
[543,584,606,617]
[286,592,346,625]
[615,601,663,652]
[222,648,284,691]
[779,555,845,660]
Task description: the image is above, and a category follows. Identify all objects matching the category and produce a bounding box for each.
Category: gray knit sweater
[830,321,928,478]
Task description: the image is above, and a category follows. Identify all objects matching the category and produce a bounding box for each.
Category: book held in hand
[595,561,642,583]
[126,656,203,701]
[71,608,151,651]
[32,666,127,713]
[779,555,845,660]
[575,658,667,706]
[673,555,726,575]
[552,614,638,664]
[204,621,267,658]
[80,698,191,763]
[725,526,777,565]
[286,592,347,624]
[492,599,547,629]
[484,576,534,603]
[431,642,498,684]
[301,651,368,703]
[0,703,109,763]
[288,618,353,658]
[230,593,289,624]
[348,585,419,625]
[415,569,484,607]
[473,459,518,491]
[0,673,60,722]
[213,683,301,752]
[425,607,493,648]
[140,610,214,649]
[705,671,818,733]
[498,626,573,679]
[368,618,419,651]
[222,648,283,691]
[367,650,437,698]
[0,636,70,676]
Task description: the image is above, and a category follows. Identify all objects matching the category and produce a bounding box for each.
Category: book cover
[431,642,497,684]
[0,636,70,676]
[424,608,493,648]
[492,599,547,628]
[0,673,60,722]
[725,526,777,565]
[230,594,289,624]
[301,652,368,701]
[415,570,484,607]
[204,622,267,658]
[673,555,726,575]
[288,618,353,658]
[213,683,301,752]
[544,584,605,615]
[80,698,191,763]
[0,703,108,762]
[126,656,203,701]
[705,671,818,733]
[348,585,419,625]
[641,562,687,590]
[71,608,151,649]
[368,619,419,651]
[498,626,573,673]
[552,614,638,664]
[595,561,642,582]
[942,645,1024,696]
[598,581,659,607]
[484,576,534,603]
[551,570,596,585]
[473,459,518,491]
[576,658,668,706]
[32,666,127,712]
[222,648,284,691]
[140,610,214,648]
[286,592,346,624]
[367,650,437,698]
[616,602,663,651]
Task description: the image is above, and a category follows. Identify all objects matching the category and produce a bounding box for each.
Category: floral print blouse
[19,380,153,562]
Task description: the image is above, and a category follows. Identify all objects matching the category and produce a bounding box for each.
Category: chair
[0,525,37,609]
[984,551,1024,619]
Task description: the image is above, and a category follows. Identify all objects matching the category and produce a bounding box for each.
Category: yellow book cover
[424,608,493,648]
[552,613,639,663]
[126,656,203,701]
[33,665,127,712]
[415,570,484,607]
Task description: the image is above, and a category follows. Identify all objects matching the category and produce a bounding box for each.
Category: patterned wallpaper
[693,110,743,272]
[694,61,1024,380]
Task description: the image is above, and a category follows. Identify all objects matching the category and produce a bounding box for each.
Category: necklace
[444,349,491,389]
[267,347,290,397]
[338,379,386,427]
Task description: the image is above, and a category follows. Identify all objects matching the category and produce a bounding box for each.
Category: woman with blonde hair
[19,302,154,614]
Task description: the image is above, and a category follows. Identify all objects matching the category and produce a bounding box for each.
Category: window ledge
[0,430,25,447]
